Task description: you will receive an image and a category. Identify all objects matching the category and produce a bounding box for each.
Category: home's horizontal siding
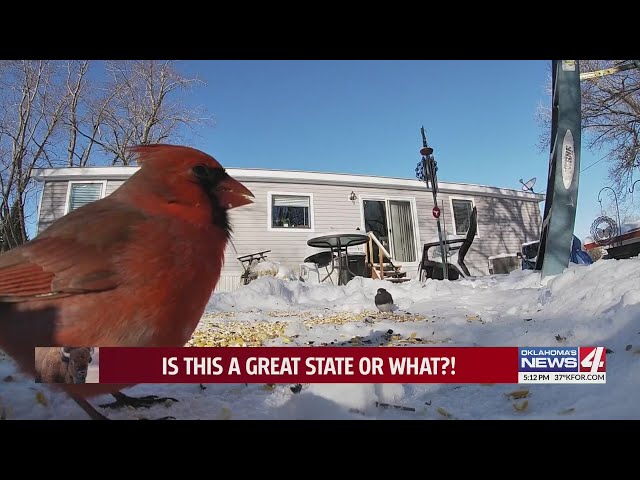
[416,193,542,276]
[105,180,125,196]
[37,181,68,235]
[35,175,542,282]
[461,197,541,275]
[225,181,365,277]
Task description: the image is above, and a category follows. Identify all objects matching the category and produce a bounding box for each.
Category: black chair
[419,206,478,281]
[300,251,335,283]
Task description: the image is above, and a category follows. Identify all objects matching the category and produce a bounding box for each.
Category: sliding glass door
[388,200,417,262]
[363,198,417,263]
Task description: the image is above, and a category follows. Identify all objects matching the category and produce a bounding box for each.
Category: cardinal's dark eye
[192,164,210,178]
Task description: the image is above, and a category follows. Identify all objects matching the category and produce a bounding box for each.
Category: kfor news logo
[517,346,606,384]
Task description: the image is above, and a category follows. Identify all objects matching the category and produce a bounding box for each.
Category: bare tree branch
[536,59,640,216]
[1,59,213,250]
[99,60,212,165]
[1,61,67,249]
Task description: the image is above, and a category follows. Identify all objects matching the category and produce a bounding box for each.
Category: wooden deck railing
[365,232,396,280]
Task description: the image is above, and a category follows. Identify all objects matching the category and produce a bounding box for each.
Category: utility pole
[537,60,639,277]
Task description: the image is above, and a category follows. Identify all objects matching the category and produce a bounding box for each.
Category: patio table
[307,231,370,285]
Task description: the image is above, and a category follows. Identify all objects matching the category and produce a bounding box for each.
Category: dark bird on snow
[374,288,396,313]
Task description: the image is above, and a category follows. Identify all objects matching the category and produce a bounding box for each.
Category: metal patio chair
[419,206,478,281]
[300,250,335,284]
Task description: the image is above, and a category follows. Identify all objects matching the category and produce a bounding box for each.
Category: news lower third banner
[89,346,606,385]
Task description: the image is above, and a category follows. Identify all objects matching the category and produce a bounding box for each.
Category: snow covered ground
[1,256,640,420]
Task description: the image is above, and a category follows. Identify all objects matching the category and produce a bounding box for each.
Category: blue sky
[26,60,618,242]
[174,60,615,241]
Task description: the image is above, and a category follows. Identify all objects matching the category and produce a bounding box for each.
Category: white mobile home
[31,166,544,291]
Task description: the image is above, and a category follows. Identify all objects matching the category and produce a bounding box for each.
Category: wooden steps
[371,262,410,283]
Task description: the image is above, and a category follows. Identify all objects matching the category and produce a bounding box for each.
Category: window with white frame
[450,198,475,235]
[66,182,105,213]
[270,194,313,229]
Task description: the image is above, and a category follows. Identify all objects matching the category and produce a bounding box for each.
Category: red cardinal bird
[0,144,254,419]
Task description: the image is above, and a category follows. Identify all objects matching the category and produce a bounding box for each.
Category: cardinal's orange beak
[218,176,254,209]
